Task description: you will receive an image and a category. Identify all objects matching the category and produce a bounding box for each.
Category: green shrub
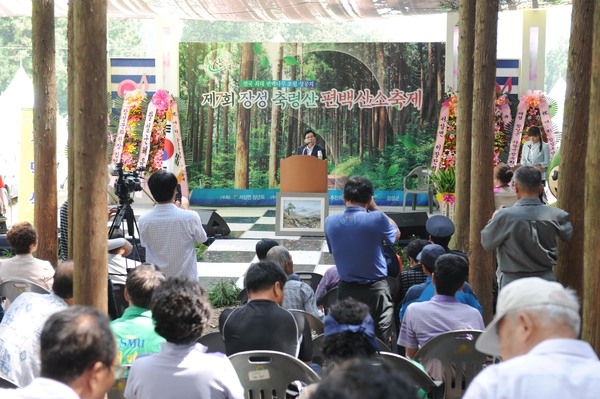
[208,280,241,308]
[195,242,209,261]
[0,249,14,258]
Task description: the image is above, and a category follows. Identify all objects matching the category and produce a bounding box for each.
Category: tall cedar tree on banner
[235,43,253,188]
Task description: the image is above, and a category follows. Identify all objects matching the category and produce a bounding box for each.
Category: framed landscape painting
[275,192,329,236]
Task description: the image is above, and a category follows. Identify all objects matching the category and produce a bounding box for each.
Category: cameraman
[138,171,207,280]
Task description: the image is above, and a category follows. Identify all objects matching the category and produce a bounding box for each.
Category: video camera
[111,163,144,202]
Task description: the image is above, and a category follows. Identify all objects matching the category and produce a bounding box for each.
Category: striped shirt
[398,295,484,350]
[138,203,207,280]
[283,279,322,320]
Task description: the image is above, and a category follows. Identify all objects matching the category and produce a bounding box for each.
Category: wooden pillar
[71,0,108,310]
[555,0,594,297]
[66,0,75,261]
[32,0,58,267]
[454,0,475,253]
[468,0,499,323]
[583,0,599,353]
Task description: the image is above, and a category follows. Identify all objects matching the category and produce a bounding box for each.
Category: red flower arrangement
[144,90,171,173]
[120,89,145,171]
[438,94,457,171]
[493,94,510,165]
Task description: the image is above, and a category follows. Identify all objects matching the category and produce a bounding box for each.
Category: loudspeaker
[385,212,429,245]
[196,210,231,238]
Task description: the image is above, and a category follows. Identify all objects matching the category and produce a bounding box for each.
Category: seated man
[107,233,134,286]
[266,246,322,320]
[400,244,482,321]
[390,239,430,352]
[464,278,600,398]
[315,266,339,304]
[125,277,243,399]
[255,238,279,261]
[220,261,313,363]
[0,306,118,399]
[393,239,430,304]
[312,358,419,399]
[0,221,54,291]
[110,265,166,369]
[398,254,484,359]
[0,261,74,387]
[107,235,135,317]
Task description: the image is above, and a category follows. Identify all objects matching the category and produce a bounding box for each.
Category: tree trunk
[286,44,298,158]
[235,43,253,189]
[531,0,539,8]
[376,43,386,151]
[455,0,476,253]
[583,0,600,353]
[269,44,283,188]
[222,43,231,153]
[358,109,363,159]
[205,46,216,177]
[72,0,108,310]
[469,0,499,323]
[32,0,58,267]
[66,0,74,261]
[555,0,594,297]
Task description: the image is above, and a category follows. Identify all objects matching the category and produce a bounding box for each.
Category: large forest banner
[180,42,445,205]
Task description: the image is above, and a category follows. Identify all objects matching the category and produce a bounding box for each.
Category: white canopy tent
[0,0,446,22]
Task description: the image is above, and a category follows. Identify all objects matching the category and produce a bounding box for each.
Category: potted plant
[430,167,456,219]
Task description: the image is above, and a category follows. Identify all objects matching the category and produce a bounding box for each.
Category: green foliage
[399,135,420,150]
[544,37,569,93]
[0,17,149,117]
[330,157,362,176]
[283,56,298,66]
[430,168,456,193]
[438,0,459,10]
[253,43,264,54]
[0,249,14,258]
[195,242,209,261]
[0,17,32,91]
[208,279,241,308]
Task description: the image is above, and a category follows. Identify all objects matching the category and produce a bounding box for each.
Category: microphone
[302,146,307,155]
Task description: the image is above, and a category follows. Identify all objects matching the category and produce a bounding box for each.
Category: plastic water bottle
[317,150,322,160]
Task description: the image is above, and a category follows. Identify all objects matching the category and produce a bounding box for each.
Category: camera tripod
[108,195,144,264]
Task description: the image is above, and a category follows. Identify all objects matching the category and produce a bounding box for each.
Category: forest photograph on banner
[179,42,446,191]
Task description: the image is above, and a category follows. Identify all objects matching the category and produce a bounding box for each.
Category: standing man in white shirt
[464,278,600,399]
[139,171,207,280]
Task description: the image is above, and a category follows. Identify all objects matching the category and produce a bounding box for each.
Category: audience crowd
[0,168,595,399]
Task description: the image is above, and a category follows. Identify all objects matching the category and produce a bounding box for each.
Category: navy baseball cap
[416,244,446,269]
[426,215,455,237]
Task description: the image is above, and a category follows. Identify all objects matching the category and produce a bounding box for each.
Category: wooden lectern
[280,155,327,193]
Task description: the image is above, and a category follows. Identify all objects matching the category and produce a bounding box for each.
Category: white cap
[476,277,579,357]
